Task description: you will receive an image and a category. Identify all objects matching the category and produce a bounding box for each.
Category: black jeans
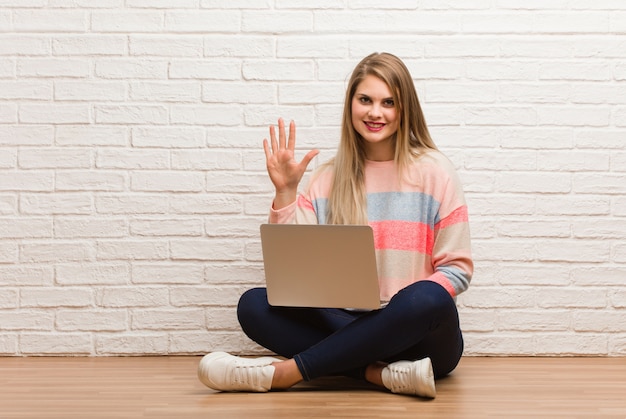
[237,280,463,381]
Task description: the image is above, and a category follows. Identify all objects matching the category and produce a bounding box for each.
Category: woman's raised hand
[263,118,319,209]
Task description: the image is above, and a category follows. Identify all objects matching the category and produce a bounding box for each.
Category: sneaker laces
[231,362,271,388]
[386,362,413,393]
[383,359,436,398]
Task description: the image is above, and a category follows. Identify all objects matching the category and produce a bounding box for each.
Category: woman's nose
[368,104,382,118]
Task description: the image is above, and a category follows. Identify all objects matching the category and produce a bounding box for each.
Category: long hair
[324,52,437,225]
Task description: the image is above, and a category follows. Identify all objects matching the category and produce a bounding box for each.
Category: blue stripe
[311,198,328,224]
[367,192,440,225]
[310,192,441,225]
[437,265,471,294]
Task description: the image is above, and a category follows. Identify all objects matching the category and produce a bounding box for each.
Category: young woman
[198,52,473,398]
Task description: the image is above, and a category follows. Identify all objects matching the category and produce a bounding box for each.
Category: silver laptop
[260,224,381,310]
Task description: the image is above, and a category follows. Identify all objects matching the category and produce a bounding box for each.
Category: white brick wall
[1,2,625,357]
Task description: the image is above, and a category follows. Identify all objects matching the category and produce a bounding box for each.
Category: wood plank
[0,356,625,418]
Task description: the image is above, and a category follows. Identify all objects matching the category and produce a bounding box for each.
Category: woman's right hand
[263,118,319,210]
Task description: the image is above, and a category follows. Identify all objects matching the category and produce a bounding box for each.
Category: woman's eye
[383,99,394,107]
[359,97,371,103]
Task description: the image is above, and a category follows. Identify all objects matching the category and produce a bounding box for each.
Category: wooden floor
[0,356,625,418]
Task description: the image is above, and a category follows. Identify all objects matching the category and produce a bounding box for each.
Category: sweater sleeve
[425,159,473,297]
[268,192,320,225]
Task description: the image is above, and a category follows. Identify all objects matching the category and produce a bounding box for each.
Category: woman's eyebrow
[355,92,393,100]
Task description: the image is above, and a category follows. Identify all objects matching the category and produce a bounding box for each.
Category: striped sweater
[269,150,473,302]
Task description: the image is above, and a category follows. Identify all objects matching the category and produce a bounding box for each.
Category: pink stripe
[371,220,434,254]
[297,195,314,212]
[429,272,457,297]
[436,205,468,230]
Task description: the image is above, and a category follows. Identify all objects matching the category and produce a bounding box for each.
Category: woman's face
[351,74,399,161]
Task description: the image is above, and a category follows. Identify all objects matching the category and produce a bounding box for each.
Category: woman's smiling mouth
[364,121,385,131]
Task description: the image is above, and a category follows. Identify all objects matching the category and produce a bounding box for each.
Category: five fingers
[264,118,318,169]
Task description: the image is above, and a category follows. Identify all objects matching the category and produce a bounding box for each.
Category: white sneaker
[381,357,436,398]
[197,352,281,392]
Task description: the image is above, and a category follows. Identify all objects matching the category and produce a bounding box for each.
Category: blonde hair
[323,52,437,225]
